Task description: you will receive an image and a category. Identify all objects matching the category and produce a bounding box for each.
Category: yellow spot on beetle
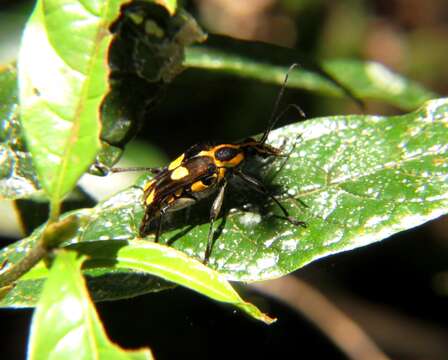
[143,179,155,191]
[171,166,189,180]
[145,190,156,205]
[168,153,185,170]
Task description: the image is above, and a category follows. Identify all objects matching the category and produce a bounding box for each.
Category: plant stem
[0,239,47,288]
[0,215,79,288]
[49,201,61,223]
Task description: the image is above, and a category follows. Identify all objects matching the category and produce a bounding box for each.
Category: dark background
[1,0,448,359]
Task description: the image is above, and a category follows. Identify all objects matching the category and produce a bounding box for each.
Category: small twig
[0,242,47,288]
[0,215,80,288]
[251,275,391,360]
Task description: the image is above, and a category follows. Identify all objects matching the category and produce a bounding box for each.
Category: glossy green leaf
[1,98,447,303]
[185,36,436,110]
[28,250,153,360]
[23,241,274,323]
[0,64,40,199]
[18,0,131,210]
[170,98,448,280]
[1,236,272,322]
[321,59,435,111]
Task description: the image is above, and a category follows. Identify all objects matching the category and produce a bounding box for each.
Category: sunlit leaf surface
[18,0,132,206]
[0,65,40,199]
[1,98,447,304]
[22,241,274,323]
[27,250,153,360]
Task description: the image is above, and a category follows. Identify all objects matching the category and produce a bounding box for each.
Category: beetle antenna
[260,63,305,144]
[111,167,161,174]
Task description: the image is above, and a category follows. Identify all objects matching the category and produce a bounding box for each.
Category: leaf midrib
[49,0,112,211]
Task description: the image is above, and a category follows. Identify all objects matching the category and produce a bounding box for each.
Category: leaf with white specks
[1,98,447,305]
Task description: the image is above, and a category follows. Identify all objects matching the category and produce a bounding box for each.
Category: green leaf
[193,97,447,280]
[23,240,274,324]
[28,250,153,360]
[18,0,131,211]
[1,237,272,323]
[321,60,436,111]
[1,98,447,302]
[184,35,436,110]
[0,64,40,200]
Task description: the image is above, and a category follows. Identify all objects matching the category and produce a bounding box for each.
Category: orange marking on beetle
[225,152,244,167]
[199,144,244,168]
[191,180,208,193]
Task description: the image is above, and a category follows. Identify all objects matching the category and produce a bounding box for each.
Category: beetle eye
[215,147,239,162]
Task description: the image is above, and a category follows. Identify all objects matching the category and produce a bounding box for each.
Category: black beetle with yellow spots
[112,65,307,263]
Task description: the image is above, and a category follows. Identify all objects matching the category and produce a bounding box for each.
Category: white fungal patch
[247,253,279,277]
[238,212,262,227]
[281,238,298,252]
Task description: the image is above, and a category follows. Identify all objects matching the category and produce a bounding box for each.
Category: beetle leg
[154,212,164,243]
[142,193,198,242]
[235,170,307,227]
[153,202,177,243]
[139,210,151,237]
[139,205,166,242]
[205,181,228,264]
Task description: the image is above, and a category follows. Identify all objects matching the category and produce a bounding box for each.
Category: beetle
[112,64,307,263]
